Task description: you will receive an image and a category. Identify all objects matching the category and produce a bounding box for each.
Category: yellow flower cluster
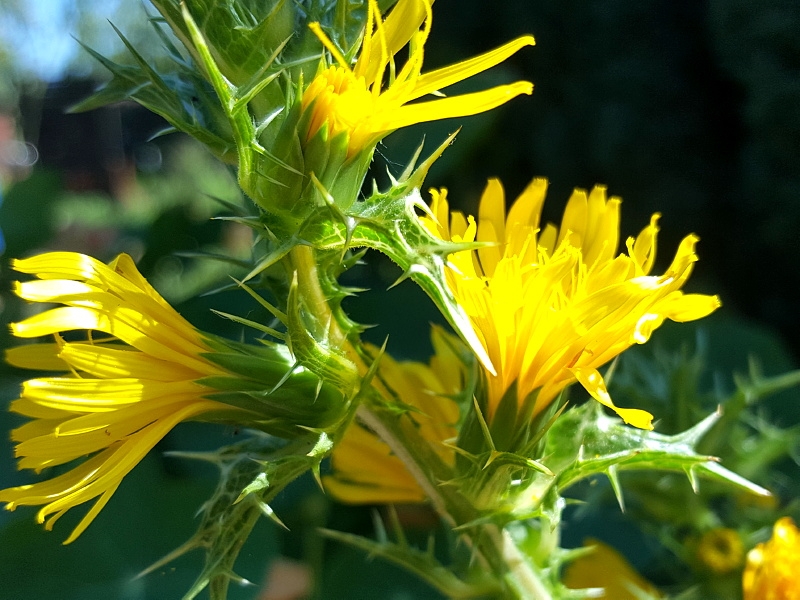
[743,517,800,600]
[422,178,720,429]
[302,0,534,155]
[324,328,463,503]
[563,538,663,599]
[696,528,744,574]
[0,252,254,543]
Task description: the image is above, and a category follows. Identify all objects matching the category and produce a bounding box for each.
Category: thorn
[257,500,290,531]
[483,449,502,469]
[231,277,288,322]
[386,505,408,547]
[360,337,388,389]
[224,569,255,587]
[399,136,426,182]
[604,355,620,385]
[425,534,436,557]
[441,442,481,463]
[254,106,285,138]
[675,408,721,447]
[242,246,292,283]
[385,166,398,186]
[314,378,323,402]
[136,537,203,579]
[311,462,325,492]
[606,465,625,512]
[269,362,302,394]
[164,449,224,466]
[388,267,413,289]
[472,396,497,452]
[234,472,269,504]
[524,457,555,477]
[309,172,336,207]
[407,129,460,188]
[371,509,388,543]
[685,466,700,494]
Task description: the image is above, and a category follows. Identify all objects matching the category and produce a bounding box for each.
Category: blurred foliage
[562,316,800,599]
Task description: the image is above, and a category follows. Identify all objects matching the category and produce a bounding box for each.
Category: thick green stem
[357,403,553,600]
[288,243,551,598]
[289,245,347,347]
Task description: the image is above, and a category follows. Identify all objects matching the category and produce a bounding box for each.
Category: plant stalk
[290,243,552,599]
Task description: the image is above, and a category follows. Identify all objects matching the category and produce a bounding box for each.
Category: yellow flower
[324,327,463,503]
[422,178,720,430]
[563,538,663,599]
[302,0,535,155]
[743,517,800,600]
[696,528,744,574]
[0,252,256,543]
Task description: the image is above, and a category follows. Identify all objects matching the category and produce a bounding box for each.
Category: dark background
[386,0,800,364]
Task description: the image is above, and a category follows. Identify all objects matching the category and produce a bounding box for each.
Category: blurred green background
[0,1,798,598]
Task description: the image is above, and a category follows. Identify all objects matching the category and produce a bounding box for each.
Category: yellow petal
[409,35,535,100]
[21,377,200,413]
[380,0,431,62]
[60,343,200,382]
[556,189,590,250]
[506,177,548,258]
[31,399,223,543]
[323,477,424,504]
[12,306,212,374]
[13,252,108,282]
[13,253,204,346]
[632,214,661,274]
[564,538,663,599]
[356,0,432,85]
[10,398,70,420]
[538,222,558,256]
[5,344,68,372]
[377,81,533,131]
[657,292,721,322]
[572,367,654,430]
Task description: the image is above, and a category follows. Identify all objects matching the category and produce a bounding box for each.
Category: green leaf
[320,510,501,600]
[143,432,331,600]
[538,402,770,501]
[71,35,238,163]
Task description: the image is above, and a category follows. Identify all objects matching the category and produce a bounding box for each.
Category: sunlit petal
[304,1,534,156]
[1,252,255,542]
[325,328,463,504]
[425,179,719,428]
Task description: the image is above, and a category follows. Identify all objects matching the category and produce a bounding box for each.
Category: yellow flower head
[743,517,800,600]
[696,528,745,574]
[302,0,535,155]
[422,178,721,430]
[324,327,463,504]
[563,538,663,599]
[0,252,255,543]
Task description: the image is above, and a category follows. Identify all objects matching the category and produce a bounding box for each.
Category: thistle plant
[2,1,799,599]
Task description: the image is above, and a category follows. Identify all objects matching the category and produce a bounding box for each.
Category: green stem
[288,244,346,346]
[357,403,553,600]
[287,243,551,598]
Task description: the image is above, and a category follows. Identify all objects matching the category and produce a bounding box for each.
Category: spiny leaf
[142,433,331,600]
[211,309,285,340]
[293,169,495,374]
[538,402,770,500]
[319,527,501,599]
